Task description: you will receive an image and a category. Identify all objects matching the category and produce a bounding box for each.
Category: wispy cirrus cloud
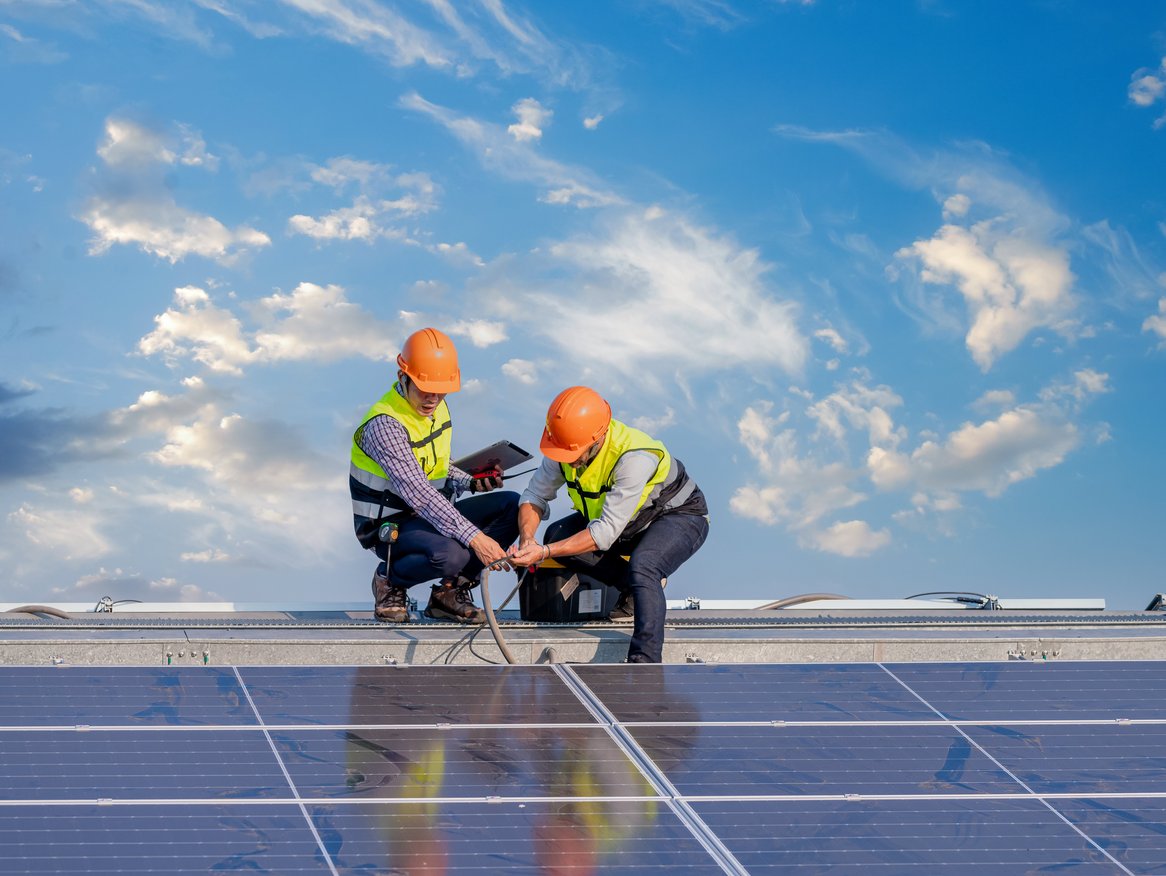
[402,92,623,208]
[480,205,807,389]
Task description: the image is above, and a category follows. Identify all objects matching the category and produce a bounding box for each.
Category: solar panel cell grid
[0,729,292,800]
[691,798,1125,873]
[309,801,726,874]
[574,663,937,723]
[885,661,1166,721]
[274,726,655,800]
[239,664,595,725]
[631,724,1022,797]
[0,666,255,726]
[0,805,333,874]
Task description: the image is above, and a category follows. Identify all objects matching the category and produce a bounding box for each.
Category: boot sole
[374,612,410,623]
[423,608,486,625]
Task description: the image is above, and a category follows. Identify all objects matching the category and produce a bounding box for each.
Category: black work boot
[424,577,486,624]
[371,571,409,623]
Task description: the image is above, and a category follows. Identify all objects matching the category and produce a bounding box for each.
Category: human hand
[470,532,512,571]
[469,467,503,493]
[508,539,550,568]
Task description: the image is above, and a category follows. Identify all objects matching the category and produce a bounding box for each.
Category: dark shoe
[372,571,409,623]
[424,578,486,624]
[608,592,634,623]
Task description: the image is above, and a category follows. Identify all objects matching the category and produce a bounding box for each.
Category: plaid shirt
[357,414,478,546]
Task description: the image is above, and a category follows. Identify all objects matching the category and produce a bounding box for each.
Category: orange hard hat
[540,386,611,463]
[397,327,461,393]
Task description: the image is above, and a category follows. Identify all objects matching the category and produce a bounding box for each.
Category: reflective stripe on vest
[350,383,451,520]
[561,419,671,523]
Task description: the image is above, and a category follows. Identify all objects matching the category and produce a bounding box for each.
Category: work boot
[424,577,486,624]
[372,571,409,623]
[607,577,666,623]
[608,592,634,623]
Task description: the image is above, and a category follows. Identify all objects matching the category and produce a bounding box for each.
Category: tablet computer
[452,440,534,475]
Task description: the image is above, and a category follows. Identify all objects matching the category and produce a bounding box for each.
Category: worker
[349,327,518,624]
[509,386,709,663]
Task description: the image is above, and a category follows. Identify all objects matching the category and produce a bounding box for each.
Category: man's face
[568,432,606,471]
[400,373,445,417]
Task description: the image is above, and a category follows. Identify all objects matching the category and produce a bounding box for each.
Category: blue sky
[2,0,1165,610]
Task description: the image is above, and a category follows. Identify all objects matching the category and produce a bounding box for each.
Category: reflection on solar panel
[3,661,1166,873]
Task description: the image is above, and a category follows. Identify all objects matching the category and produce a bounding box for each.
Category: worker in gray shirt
[509,386,709,663]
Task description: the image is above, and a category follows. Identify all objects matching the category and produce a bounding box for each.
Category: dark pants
[380,491,520,590]
[545,511,709,663]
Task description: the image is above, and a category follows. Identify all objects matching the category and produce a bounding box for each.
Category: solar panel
[0,666,254,726]
[4,660,1166,873]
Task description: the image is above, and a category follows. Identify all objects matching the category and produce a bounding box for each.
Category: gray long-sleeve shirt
[519,451,659,551]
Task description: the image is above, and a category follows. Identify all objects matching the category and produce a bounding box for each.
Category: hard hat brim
[409,375,461,393]
[539,427,583,463]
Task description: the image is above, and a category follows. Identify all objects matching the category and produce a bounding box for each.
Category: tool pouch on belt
[356,513,407,551]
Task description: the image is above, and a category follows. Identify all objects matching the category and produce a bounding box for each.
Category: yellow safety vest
[350,383,452,521]
[561,419,671,522]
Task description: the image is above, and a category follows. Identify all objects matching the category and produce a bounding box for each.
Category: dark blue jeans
[545,511,709,663]
[382,491,520,589]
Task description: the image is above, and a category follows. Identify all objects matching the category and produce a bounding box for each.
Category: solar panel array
[2,661,1165,873]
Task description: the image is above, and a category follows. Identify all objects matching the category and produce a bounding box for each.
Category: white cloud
[508,97,552,142]
[1129,59,1166,127]
[807,378,904,448]
[501,358,538,384]
[149,578,223,601]
[806,520,890,558]
[972,389,1016,411]
[83,198,270,264]
[813,327,848,354]
[868,408,1080,497]
[779,128,1084,369]
[1144,298,1166,347]
[179,548,232,563]
[138,283,400,375]
[8,504,111,560]
[631,408,676,433]
[943,193,970,218]
[583,114,604,130]
[83,117,262,264]
[449,319,507,347]
[494,208,807,385]
[732,369,1107,550]
[97,118,218,170]
[287,163,437,245]
[138,286,254,375]
[896,218,1076,371]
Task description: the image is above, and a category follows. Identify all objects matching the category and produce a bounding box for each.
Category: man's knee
[432,542,472,576]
